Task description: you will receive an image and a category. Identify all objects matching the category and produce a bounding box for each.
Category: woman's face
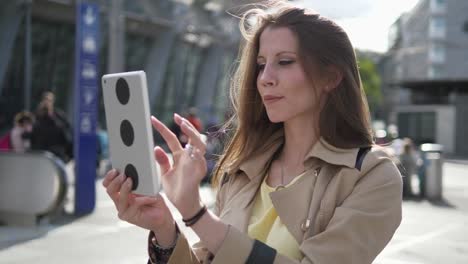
[256,26,323,124]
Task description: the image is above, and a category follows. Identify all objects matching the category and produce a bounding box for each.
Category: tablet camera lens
[120,119,134,146]
[116,77,130,105]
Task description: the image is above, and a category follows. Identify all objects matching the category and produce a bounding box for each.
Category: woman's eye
[279,60,294,66]
[257,64,266,71]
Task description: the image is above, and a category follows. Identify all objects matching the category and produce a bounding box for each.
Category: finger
[102,169,119,188]
[106,173,125,198]
[117,177,132,215]
[151,116,183,153]
[174,113,199,136]
[189,147,206,161]
[154,146,171,174]
[180,121,206,153]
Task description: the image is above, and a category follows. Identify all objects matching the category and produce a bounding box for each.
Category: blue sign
[73,2,99,215]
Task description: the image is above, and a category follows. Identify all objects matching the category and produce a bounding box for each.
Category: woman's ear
[324,66,343,93]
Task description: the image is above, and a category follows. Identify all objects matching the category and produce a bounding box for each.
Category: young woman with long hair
[103,2,402,263]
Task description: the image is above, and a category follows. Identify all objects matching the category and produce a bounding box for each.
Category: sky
[295,0,420,53]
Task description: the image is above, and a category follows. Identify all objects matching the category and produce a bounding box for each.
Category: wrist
[152,221,177,248]
[179,198,203,220]
[182,204,207,227]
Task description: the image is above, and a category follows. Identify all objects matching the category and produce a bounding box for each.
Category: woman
[10,111,34,152]
[103,3,402,263]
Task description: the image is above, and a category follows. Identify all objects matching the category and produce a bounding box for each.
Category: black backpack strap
[355,147,371,171]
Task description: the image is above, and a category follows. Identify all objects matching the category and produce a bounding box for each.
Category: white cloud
[294,0,420,52]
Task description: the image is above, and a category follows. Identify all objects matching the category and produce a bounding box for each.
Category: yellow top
[247,173,306,261]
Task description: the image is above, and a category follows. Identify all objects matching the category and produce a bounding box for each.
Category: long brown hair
[212,1,373,187]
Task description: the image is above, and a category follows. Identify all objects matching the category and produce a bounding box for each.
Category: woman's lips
[263,95,283,104]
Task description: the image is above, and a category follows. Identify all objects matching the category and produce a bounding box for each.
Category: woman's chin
[266,113,285,123]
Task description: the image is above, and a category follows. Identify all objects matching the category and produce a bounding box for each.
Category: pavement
[1,162,467,264]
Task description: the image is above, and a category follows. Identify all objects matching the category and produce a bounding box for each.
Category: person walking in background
[103,2,403,263]
[31,91,73,162]
[10,111,34,152]
[0,111,34,152]
[399,138,417,198]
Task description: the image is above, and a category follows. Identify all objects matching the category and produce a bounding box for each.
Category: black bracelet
[182,204,208,227]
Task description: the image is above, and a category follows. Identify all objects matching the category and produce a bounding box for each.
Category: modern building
[379,0,468,156]
[0,0,257,135]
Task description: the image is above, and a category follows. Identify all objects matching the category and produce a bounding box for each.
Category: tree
[358,57,382,117]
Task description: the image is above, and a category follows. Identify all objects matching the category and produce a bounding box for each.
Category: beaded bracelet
[151,227,179,259]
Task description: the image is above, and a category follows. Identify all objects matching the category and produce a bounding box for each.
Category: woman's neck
[281,115,319,168]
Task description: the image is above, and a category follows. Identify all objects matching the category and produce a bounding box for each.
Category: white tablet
[101,71,160,196]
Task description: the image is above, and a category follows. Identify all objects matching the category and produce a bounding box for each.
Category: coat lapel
[269,167,318,244]
[219,174,262,232]
[219,136,360,240]
[219,132,284,232]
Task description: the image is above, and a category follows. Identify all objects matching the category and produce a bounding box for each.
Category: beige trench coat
[153,135,402,264]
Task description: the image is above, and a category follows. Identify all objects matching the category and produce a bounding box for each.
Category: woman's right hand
[102,169,176,244]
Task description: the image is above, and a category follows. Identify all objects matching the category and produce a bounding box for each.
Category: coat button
[301,219,311,231]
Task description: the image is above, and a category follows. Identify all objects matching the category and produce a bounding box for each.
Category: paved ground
[1,162,467,264]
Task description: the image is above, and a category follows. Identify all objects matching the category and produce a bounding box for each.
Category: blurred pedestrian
[97,124,111,177]
[417,149,428,198]
[10,111,34,152]
[0,111,34,152]
[399,138,417,197]
[31,91,73,162]
[103,2,402,263]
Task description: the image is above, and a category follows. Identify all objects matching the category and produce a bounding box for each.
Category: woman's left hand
[151,113,207,218]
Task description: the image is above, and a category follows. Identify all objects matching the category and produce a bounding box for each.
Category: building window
[428,65,443,79]
[430,0,446,13]
[397,112,436,145]
[463,20,468,33]
[429,17,446,38]
[396,65,403,80]
[429,44,445,63]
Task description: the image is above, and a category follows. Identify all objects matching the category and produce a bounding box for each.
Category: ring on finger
[184,143,194,156]
[185,144,202,160]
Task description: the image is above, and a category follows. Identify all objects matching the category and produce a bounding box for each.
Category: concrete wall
[455,95,468,156]
[393,104,456,154]
[445,0,468,79]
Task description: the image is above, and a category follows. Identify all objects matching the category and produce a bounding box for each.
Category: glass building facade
[0,0,240,135]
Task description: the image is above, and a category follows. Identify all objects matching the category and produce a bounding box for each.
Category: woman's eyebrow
[257,51,297,59]
[276,51,297,56]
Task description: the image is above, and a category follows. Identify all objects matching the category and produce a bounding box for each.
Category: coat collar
[305,137,359,169]
[238,131,359,180]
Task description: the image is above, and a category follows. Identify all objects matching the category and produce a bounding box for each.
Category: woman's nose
[258,65,277,87]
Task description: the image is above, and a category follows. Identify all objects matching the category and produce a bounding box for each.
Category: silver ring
[185,143,194,151]
[184,144,198,160]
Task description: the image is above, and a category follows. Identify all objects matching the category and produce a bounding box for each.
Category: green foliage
[358,57,382,114]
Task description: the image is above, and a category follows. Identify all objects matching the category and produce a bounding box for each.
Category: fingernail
[126,178,132,187]
[174,114,181,123]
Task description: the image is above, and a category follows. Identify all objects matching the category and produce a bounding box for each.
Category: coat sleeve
[149,174,231,264]
[210,159,402,264]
